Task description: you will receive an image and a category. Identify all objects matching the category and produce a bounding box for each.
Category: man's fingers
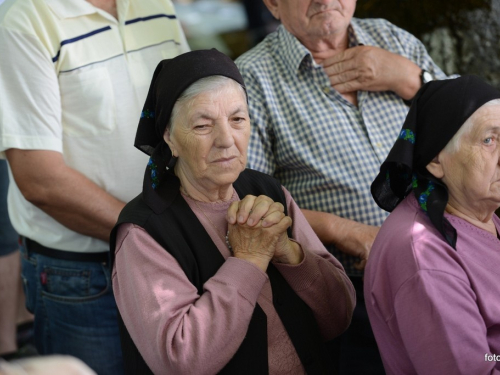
[323,55,356,76]
[332,78,363,94]
[329,68,362,89]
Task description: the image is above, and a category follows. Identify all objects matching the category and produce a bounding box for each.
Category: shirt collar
[350,18,372,46]
[44,0,97,19]
[276,25,315,75]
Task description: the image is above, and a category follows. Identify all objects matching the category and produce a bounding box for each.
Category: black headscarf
[134,49,246,198]
[371,75,500,248]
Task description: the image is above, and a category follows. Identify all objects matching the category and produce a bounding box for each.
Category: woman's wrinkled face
[164,82,250,192]
[432,103,500,217]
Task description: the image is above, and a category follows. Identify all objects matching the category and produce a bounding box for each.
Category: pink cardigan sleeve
[273,188,356,340]
[112,224,268,375]
[394,271,500,375]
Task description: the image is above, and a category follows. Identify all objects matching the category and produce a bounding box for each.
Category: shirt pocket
[59,67,116,137]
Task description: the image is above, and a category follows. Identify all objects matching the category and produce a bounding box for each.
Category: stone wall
[355,0,500,88]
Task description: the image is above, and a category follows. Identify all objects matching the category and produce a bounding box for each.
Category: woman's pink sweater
[113,188,354,374]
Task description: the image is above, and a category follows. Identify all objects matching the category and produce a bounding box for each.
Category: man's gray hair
[166,76,247,132]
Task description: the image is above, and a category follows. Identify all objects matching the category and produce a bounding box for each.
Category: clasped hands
[226,195,303,272]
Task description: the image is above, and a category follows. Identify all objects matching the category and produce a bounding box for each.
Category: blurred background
[171,0,500,88]
[0,0,498,87]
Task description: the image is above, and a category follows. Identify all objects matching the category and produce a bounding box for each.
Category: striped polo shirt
[0,0,189,252]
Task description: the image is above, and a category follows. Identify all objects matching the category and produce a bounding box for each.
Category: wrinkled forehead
[464,99,500,138]
[171,79,248,127]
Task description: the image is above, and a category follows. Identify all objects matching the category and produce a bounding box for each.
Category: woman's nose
[215,121,235,148]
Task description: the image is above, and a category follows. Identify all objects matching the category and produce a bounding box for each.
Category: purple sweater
[113,188,355,375]
[365,194,500,375]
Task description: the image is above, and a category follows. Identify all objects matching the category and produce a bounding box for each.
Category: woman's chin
[208,169,242,187]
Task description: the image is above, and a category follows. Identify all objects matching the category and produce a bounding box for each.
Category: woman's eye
[194,124,209,130]
[483,137,493,145]
[232,117,247,125]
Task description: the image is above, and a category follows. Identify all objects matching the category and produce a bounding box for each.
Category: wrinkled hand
[273,235,304,266]
[322,45,421,100]
[334,222,380,271]
[227,194,286,228]
[227,195,293,271]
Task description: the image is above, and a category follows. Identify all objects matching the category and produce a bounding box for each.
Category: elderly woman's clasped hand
[227,195,303,271]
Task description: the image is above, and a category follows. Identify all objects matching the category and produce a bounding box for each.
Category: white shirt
[0,0,189,252]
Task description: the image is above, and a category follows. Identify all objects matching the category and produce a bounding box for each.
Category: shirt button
[323,87,330,94]
[376,142,382,148]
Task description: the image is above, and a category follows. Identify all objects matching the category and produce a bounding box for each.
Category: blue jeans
[20,240,124,375]
[0,160,18,256]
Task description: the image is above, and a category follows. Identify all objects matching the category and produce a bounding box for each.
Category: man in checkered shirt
[236,0,450,373]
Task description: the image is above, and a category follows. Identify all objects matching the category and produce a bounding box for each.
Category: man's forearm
[34,172,125,242]
[7,149,125,242]
[392,55,422,100]
[301,209,352,246]
[301,208,380,262]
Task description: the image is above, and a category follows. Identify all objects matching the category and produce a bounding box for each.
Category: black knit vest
[110,169,334,375]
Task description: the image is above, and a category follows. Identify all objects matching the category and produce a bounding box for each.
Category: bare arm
[301,208,379,270]
[6,149,125,242]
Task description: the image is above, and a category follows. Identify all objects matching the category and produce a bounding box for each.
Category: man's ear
[262,0,280,20]
[163,128,178,157]
[426,154,444,179]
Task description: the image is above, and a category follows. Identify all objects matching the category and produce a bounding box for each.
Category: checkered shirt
[236,18,448,276]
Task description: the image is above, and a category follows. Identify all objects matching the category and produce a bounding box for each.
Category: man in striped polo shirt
[0,0,188,373]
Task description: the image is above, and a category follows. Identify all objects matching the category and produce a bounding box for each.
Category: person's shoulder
[366,196,429,296]
[118,193,155,226]
[0,0,56,38]
[373,194,462,272]
[352,17,411,39]
[0,0,46,26]
[369,196,430,271]
[235,31,279,71]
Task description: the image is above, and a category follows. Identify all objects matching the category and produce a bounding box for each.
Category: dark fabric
[334,277,386,375]
[371,75,500,248]
[110,169,334,375]
[24,237,108,263]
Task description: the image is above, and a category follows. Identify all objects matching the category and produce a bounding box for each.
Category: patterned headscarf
[133,49,246,200]
[371,75,500,248]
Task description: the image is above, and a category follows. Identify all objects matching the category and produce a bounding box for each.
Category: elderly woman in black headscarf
[364,75,500,375]
[109,49,354,375]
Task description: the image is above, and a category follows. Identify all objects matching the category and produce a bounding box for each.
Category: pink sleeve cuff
[273,249,321,292]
